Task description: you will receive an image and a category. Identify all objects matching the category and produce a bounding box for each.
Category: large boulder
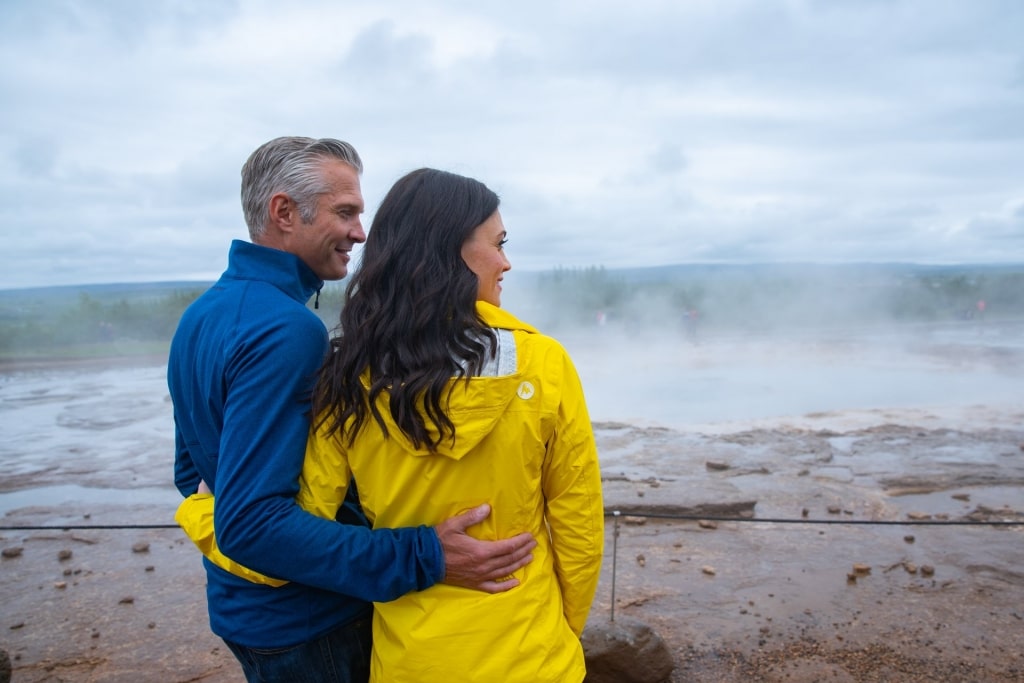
[582,616,675,683]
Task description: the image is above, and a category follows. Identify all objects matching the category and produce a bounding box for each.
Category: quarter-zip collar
[222,239,323,305]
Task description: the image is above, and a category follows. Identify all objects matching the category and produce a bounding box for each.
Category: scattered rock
[582,617,675,683]
[697,519,718,530]
[119,596,135,605]
[965,504,1024,523]
[145,565,155,572]
[57,549,73,561]
[904,535,915,543]
[705,460,730,471]
[0,647,10,683]
[636,490,645,498]
[904,562,918,574]
[132,542,150,553]
[827,505,841,514]
[920,565,935,576]
[636,554,646,567]
[623,516,647,526]
[907,511,932,520]
[701,565,716,576]
[1,547,23,559]
[951,493,971,501]
[801,508,809,518]
[852,563,871,575]
[54,581,67,589]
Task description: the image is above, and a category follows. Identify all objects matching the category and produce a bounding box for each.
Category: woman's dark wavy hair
[313,168,501,451]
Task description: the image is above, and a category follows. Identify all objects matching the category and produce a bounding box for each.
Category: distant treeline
[0,280,351,360]
[0,281,353,359]
[0,289,198,358]
[1,264,1022,358]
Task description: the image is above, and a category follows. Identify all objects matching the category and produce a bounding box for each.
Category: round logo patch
[516,381,535,400]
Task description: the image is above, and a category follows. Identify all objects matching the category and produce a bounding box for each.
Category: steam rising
[502,264,1024,428]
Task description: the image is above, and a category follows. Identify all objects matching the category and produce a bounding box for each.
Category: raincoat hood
[366,302,540,461]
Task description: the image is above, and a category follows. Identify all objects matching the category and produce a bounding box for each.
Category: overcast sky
[1,0,1022,290]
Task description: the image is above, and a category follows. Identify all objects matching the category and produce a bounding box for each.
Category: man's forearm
[214,497,445,600]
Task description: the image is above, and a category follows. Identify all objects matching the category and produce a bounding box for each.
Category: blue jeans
[224,617,372,683]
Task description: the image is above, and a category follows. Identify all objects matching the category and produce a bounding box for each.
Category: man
[169,137,536,683]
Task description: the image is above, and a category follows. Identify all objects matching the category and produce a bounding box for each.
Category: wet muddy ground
[591,416,1024,682]
[1,332,1023,681]
[2,415,1021,681]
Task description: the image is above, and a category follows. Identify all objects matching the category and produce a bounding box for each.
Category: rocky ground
[0,505,237,683]
[590,417,1024,682]
[591,510,1024,682]
[2,415,1023,682]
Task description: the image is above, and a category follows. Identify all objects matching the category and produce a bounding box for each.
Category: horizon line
[3,260,1024,293]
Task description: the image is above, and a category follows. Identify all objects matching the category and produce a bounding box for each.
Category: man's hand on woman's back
[435,504,537,593]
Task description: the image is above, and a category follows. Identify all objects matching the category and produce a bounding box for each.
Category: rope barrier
[5,510,1017,632]
[1,511,1020,532]
[603,511,1024,526]
[610,512,619,622]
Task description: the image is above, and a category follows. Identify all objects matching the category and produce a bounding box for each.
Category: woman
[188,168,604,682]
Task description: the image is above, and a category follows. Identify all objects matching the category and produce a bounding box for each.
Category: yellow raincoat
[178,302,604,682]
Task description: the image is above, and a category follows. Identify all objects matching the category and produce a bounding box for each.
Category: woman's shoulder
[510,326,579,379]
[476,301,538,333]
[476,301,577,361]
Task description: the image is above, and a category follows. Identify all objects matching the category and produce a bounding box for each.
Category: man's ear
[268,193,299,234]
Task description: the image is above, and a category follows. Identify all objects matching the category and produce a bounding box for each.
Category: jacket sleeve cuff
[419,525,446,589]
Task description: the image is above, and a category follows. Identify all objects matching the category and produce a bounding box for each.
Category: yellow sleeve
[542,349,605,636]
[173,422,350,588]
[296,420,353,520]
[174,493,288,587]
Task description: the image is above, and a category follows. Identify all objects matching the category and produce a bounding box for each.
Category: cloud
[1,0,1023,289]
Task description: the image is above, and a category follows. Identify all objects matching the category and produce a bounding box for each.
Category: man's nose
[351,219,367,243]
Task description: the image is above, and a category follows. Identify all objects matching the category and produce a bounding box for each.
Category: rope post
[610,510,620,622]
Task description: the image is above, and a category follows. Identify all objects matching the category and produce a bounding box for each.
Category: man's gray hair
[241,136,363,240]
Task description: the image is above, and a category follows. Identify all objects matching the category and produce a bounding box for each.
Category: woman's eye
[498,238,508,248]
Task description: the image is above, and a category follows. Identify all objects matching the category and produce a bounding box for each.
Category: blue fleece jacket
[169,240,444,648]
